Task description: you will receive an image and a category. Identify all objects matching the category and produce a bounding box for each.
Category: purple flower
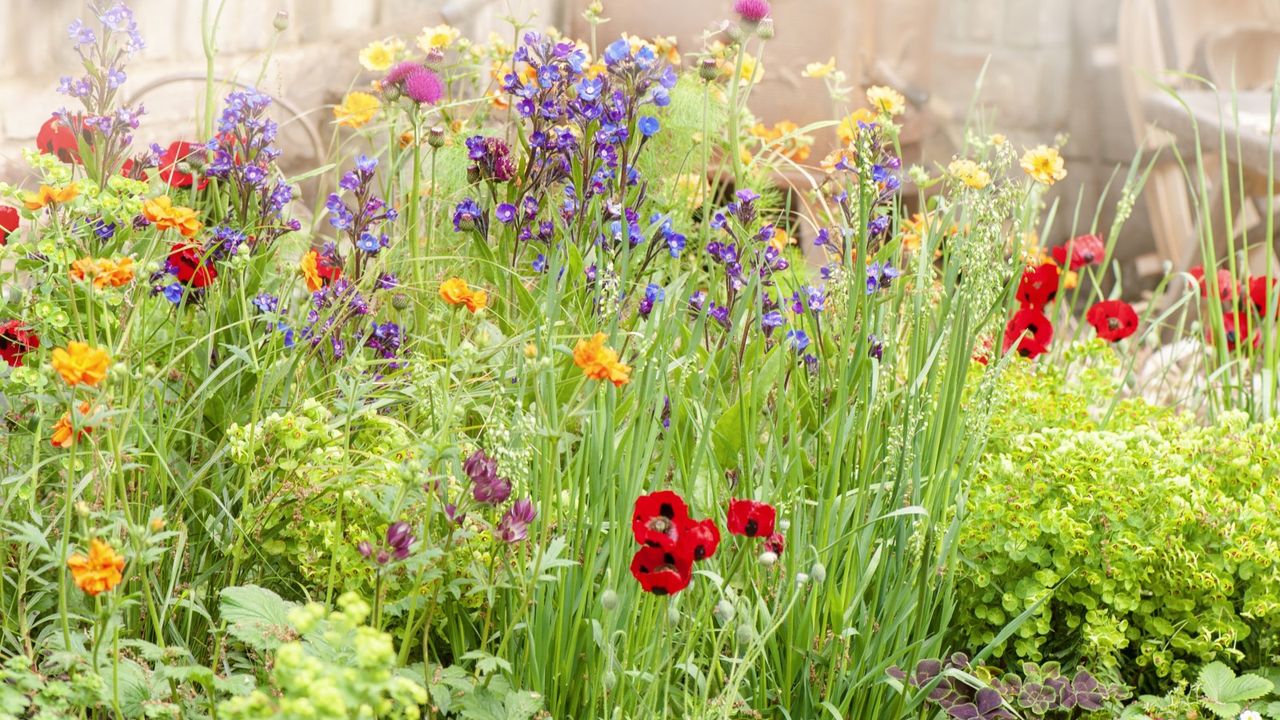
[495,203,517,224]
[638,116,660,137]
[497,499,537,543]
[463,450,513,505]
[785,329,810,353]
[733,0,772,23]
[465,136,516,183]
[868,334,884,361]
[866,262,901,294]
[453,198,483,232]
[385,62,444,105]
[162,283,184,304]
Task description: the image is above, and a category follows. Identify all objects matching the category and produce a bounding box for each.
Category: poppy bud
[667,606,680,624]
[735,625,754,645]
[602,670,617,690]
[810,562,826,583]
[714,600,735,623]
[273,11,289,32]
[699,58,719,82]
[427,125,447,148]
[756,18,775,39]
[795,572,810,585]
[759,550,778,566]
[600,589,619,611]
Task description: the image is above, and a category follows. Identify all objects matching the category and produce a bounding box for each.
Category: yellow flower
[866,85,906,116]
[738,55,763,84]
[836,108,878,145]
[802,57,837,79]
[990,133,1007,146]
[334,91,381,129]
[1020,145,1067,186]
[439,277,487,313]
[417,24,460,53]
[573,332,631,387]
[51,341,111,387]
[947,158,991,190]
[750,120,812,162]
[51,401,95,449]
[142,196,201,238]
[768,227,795,253]
[358,38,404,72]
[652,36,681,65]
[299,250,323,292]
[23,183,79,210]
[67,539,125,596]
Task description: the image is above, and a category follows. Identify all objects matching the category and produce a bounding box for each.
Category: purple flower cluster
[463,450,512,505]
[56,2,147,176]
[465,136,516,184]
[205,88,299,248]
[358,521,416,565]
[327,154,397,263]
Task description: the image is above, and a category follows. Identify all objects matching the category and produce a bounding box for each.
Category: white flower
[1239,711,1263,720]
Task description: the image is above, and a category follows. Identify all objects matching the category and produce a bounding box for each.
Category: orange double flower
[69,257,135,288]
[143,196,202,238]
[573,332,631,387]
[439,277,488,313]
[67,539,125,596]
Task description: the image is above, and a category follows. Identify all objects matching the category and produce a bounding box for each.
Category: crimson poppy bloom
[159,141,209,190]
[0,206,17,245]
[1051,234,1105,270]
[629,546,693,596]
[1085,300,1139,342]
[1250,276,1278,317]
[1016,263,1059,310]
[0,320,40,367]
[764,532,784,556]
[727,499,776,538]
[680,518,720,561]
[1188,266,1237,304]
[1002,308,1053,359]
[632,490,689,550]
[168,243,218,288]
[36,115,84,165]
[1217,312,1258,351]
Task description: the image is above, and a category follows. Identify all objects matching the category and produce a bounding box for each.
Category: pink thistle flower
[732,0,771,23]
[383,62,444,105]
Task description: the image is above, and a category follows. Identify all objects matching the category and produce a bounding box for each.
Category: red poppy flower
[1250,276,1278,317]
[629,546,693,596]
[1002,308,1053,359]
[36,114,84,165]
[1188,266,1238,303]
[679,518,720,561]
[168,242,218,288]
[0,320,40,368]
[159,141,209,190]
[764,532,784,556]
[1217,311,1259,351]
[1085,300,1139,342]
[632,490,689,550]
[0,205,17,245]
[1016,263,1059,310]
[726,499,776,538]
[1051,234,1105,270]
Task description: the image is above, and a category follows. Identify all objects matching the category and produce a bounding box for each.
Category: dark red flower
[764,532,784,556]
[168,242,218,288]
[1250,276,1278,317]
[159,141,209,190]
[679,518,720,561]
[1217,311,1258,351]
[1016,263,1060,310]
[1085,300,1139,342]
[0,320,40,368]
[1188,266,1237,304]
[632,490,689,550]
[727,499,776,538]
[629,546,693,596]
[1002,308,1053,359]
[0,205,17,245]
[1051,234,1105,270]
[36,114,84,165]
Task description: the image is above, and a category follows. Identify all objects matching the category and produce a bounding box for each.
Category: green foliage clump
[957,353,1280,690]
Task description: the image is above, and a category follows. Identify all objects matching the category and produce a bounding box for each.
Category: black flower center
[744,519,759,537]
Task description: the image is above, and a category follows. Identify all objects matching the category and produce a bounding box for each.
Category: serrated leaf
[1202,699,1242,719]
[1199,661,1235,700]
[1220,674,1274,703]
[218,584,298,651]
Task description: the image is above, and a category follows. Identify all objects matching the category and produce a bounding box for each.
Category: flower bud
[756,18,775,39]
[600,589,619,611]
[667,606,681,624]
[735,624,754,645]
[726,23,745,43]
[392,293,410,310]
[809,562,827,583]
[273,11,289,32]
[714,600,736,623]
[795,572,809,585]
[602,670,617,690]
[427,125,447,149]
[75,501,90,517]
[759,550,778,566]
[524,343,538,359]
[699,57,720,82]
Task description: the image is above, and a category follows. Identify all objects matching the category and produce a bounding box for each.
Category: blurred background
[1,0,1278,289]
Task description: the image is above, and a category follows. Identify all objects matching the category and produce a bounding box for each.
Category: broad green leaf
[218,584,298,651]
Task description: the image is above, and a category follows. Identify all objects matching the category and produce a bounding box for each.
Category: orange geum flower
[67,539,125,596]
[50,401,96,449]
[51,341,111,387]
[23,183,80,210]
[69,257,135,288]
[463,287,488,313]
[573,332,631,387]
[143,196,202,238]
[439,277,487,312]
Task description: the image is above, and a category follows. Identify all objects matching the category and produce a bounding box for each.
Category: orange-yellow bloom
[69,257,135,288]
[143,196,202,238]
[50,402,95,449]
[1020,145,1067,186]
[573,332,631,387]
[51,341,111,387]
[23,183,79,210]
[439,277,487,312]
[300,250,323,292]
[334,91,381,129]
[67,539,125,596]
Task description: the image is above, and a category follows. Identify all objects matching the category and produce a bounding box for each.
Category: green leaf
[1221,674,1275,703]
[218,584,298,651]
